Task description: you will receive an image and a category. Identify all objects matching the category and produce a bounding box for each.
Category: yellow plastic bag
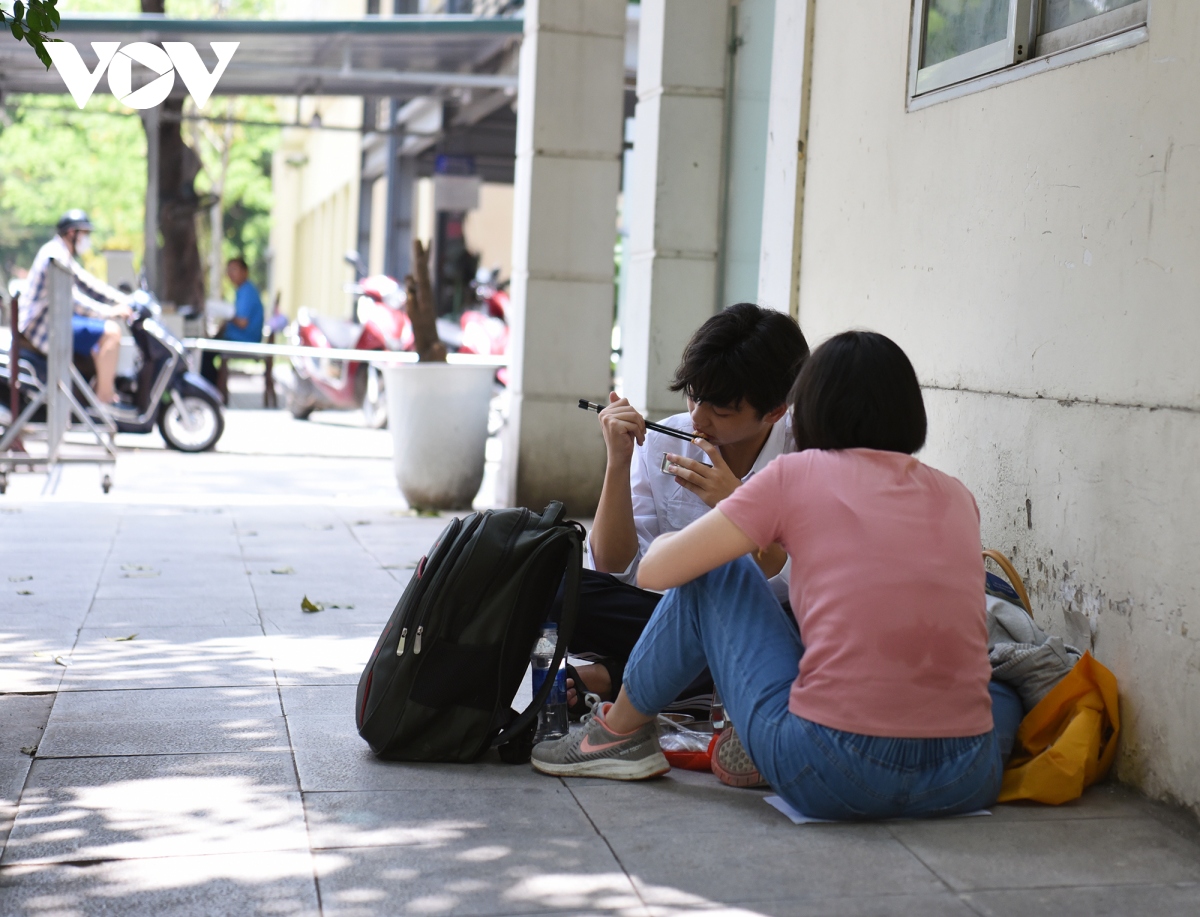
[998,651,1120,805]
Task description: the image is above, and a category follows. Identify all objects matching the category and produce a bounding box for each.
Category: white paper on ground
[764,795,991,825]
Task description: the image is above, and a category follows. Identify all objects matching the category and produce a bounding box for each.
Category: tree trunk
[206,102,234,302]
[405,239,447,363]
[141,0,205,311]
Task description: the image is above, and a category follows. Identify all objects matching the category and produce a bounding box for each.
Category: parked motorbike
[0,291,225,452]
[287,256,411,428]
[286,257,511,428]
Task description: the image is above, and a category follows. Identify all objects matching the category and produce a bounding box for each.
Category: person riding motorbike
[17,210,131,405]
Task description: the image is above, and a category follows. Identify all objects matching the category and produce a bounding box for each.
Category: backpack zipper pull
[395,627,408,657]
[413,625,424,654]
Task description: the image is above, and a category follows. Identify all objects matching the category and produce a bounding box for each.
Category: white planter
[384,362,495,510]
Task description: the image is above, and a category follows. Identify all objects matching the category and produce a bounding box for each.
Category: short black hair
[227,256,248,270]
[669,303,809,416]
[790,330,926,454]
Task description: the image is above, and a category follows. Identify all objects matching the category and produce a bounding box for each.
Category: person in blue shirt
[201,256,264,392]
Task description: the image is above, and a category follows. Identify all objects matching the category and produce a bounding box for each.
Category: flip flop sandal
[564,664,590,721]
[565,658,624,721]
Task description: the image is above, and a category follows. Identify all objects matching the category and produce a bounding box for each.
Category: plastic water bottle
[531,623,569,744]
[710,687,726,734]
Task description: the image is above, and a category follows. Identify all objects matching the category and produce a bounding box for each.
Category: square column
[499,0,627,515]
[621,0,729,419]
[757,0,816,315]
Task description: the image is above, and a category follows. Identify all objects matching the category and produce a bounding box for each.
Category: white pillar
[621,0,729,419]
[757,0,816,316]
[499,0,626,515]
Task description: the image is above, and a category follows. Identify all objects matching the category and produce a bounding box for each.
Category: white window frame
[909,0,1036,97]
[908,0,1149,110]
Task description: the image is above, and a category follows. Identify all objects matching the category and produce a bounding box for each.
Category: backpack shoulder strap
[535,501,566,531]
[491,527,581,748]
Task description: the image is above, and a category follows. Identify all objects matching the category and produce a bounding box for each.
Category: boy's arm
[589,393,647,574]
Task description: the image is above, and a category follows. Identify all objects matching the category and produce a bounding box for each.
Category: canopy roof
[0,14,522,99]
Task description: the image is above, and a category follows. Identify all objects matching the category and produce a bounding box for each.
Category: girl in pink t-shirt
[532,331,1019,820]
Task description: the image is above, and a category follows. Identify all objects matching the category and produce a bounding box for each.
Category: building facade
[774,0,1197,811]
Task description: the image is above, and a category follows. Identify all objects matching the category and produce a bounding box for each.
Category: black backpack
[356,501,582,762]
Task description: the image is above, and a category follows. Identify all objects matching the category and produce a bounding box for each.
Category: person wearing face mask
[18,210,131,405]
[557,304,810,719]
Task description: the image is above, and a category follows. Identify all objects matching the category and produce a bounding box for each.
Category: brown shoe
[711,725,769,788]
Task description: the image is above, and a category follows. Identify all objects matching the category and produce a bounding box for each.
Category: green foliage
[1,0,280,287]
[0,96,146,277]
[190,95,278,293]
[1,0,62,68]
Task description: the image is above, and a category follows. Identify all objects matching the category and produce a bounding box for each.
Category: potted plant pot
[385,361,494,510]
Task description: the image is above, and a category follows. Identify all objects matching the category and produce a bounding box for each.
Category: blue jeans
[623,556,1023,820]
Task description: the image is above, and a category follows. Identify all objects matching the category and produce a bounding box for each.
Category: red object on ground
[663,732,719,772]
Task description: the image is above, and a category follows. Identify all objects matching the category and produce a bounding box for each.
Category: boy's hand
[598,392,645,465]
[664,437,742,508]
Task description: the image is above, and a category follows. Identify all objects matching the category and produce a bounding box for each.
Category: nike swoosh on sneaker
[579,734,631,754]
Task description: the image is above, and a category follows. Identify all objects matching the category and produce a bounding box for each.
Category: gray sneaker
[530,701,669,780]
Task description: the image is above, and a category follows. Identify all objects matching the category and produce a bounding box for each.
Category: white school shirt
[584,411,794,602]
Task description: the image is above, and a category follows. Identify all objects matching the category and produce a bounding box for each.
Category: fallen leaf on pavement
[19,745,37,757]
[17,590,33,595]
[121,564,159,579]
[106,634,138,642]
[301,596,325,613]
[8,575,32,582]
[354,520,371,526]
[271,566,295,575]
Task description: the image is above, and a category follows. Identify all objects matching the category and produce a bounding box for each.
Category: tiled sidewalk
[3,501,1200,916]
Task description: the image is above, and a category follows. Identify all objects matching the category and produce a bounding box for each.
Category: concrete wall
[464,182,515,282]
[720,0,774,306]
[269,96,363,319]
[798,1,1200,809]
[621,0,729,419]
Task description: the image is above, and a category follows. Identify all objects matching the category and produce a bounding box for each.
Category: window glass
[923,0,1010,67]
[1042,0,1141,32]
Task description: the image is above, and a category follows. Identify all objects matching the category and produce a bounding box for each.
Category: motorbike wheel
[288,373,318,420]
[159,392,224,452]
[361,364,387,430]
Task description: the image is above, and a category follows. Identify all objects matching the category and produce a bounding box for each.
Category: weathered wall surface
[798,1,1200,808]
[269,97,362,318]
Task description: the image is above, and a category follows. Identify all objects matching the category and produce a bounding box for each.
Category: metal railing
[0,260,118,494]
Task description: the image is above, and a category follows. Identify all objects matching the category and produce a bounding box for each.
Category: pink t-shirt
[718,448,992,739]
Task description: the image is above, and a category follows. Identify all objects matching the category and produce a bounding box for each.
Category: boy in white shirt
[564,303,808,714]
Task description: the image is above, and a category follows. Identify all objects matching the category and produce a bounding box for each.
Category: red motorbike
[459,268,510,387]
[287,260,510,428]
[287,265,411,428]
